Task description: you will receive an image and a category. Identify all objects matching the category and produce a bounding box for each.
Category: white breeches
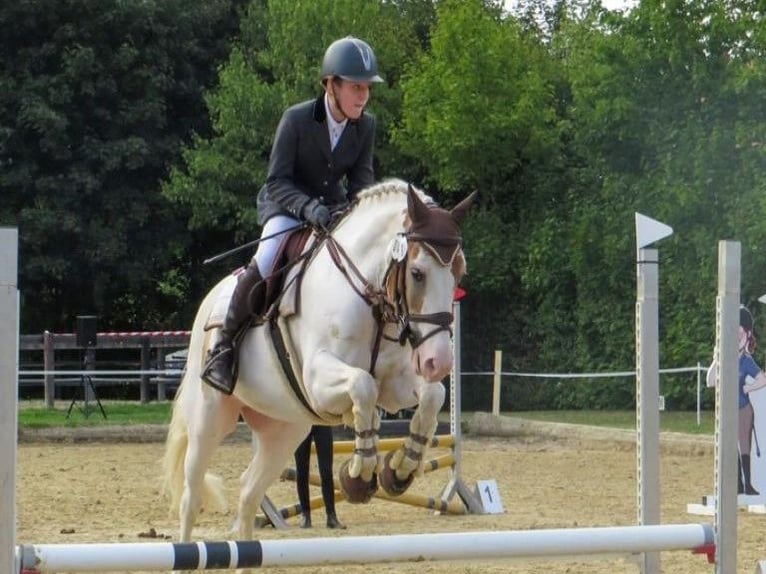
[253,214,301,276]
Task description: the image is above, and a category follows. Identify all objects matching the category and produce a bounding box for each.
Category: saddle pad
[277,264,300,318]
[277,232,317,318]
[203,273,238,332]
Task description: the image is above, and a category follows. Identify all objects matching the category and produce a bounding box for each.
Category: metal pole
[636,247,661,574]
[0,227,19,574]
[450,300,462,474]
[697,361,702,427]
[714,240,740,574]
[43,330,54,408]
[492,350,502,416]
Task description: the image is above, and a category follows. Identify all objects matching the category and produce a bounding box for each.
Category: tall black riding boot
[202,263,266,394]
[742,454,760,495]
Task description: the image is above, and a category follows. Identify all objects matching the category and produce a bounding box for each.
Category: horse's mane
[354,178,435,207]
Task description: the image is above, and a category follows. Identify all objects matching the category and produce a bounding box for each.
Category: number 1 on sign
[475,479,504,514]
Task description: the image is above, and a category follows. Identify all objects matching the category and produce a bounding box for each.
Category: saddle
[262,226,314,317]
[204,227,315,331]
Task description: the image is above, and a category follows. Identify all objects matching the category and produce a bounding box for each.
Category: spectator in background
[295,425,345,529]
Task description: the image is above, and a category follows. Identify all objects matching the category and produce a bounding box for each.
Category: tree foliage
[6,0,766,410]
[162,0,426,244]
[0,0,244,331]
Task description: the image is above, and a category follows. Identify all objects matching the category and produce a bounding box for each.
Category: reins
[320,227,458,377]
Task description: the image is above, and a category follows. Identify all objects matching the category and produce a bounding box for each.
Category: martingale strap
[324,236,394,375]
[318,199,463,374]
[267,317,323,420]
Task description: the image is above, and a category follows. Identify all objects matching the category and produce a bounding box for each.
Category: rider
[202,36,384,394]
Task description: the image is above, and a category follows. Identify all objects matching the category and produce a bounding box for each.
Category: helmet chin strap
[328,82,349,121]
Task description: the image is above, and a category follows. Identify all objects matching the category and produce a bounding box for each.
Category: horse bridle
[382,236,455,349]
[322,229,460,375]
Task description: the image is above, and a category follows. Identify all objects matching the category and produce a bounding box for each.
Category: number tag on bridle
[390,234,408,262]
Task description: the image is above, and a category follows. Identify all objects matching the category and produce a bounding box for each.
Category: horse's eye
[411,267,425,283]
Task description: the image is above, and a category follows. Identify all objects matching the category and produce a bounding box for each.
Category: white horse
[162,179,474,544]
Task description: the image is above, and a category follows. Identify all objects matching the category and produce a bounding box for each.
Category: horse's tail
[162,281,229,515]
[161,368,228,515]
[161,375,191,514]
[162,375,189,513]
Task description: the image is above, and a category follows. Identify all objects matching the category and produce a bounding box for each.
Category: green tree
[394,0,565,379]
[526,0,766,408]
[0,0,243,332]
[163,0,428,252]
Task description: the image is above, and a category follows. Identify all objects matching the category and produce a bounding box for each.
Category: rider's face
[740,326,752,354]
[328,79,371,121]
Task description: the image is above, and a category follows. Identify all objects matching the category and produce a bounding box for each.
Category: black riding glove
[302,199,331,229]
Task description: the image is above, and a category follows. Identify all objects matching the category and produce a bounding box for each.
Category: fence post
[140,337,150,403]
[492,350,502,416]
[156,348,167,401]
[43,330,55,408]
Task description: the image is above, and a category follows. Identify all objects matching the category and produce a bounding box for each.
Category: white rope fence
[462,352,708,426]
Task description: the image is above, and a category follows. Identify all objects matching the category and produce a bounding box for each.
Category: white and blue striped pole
[19,524,714,572]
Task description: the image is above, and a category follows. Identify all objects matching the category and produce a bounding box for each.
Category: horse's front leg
[307,349,380,503]
[380,379,445,496]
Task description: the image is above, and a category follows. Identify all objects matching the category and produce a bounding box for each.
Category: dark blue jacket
[256,95,376,225]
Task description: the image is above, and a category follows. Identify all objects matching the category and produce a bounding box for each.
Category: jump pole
[636,246,662,574]
[634,213,674,574]
[267,474,467,521]
[713,240,740,574]
[318,434,455,454]
[19,523,714,572]
[1,227,19,574]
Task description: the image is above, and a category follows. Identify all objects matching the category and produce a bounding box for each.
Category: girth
[267,316,326,421]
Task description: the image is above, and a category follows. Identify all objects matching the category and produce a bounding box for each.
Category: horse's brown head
[377,185,476,382]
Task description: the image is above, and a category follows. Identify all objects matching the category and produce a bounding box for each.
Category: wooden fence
[19,331,190,407]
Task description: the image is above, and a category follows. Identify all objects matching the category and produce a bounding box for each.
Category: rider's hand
[303,199,331,230]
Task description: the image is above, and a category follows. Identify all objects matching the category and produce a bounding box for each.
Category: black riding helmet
[321,37,384,84]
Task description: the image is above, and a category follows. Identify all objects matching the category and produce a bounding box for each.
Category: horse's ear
[450,191,477,224]
[407,183,431,224]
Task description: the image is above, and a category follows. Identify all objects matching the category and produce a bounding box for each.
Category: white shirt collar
[324,93,347,150]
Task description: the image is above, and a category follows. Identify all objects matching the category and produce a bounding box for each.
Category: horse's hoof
[379,450,415,496]
[338,459,378,503]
